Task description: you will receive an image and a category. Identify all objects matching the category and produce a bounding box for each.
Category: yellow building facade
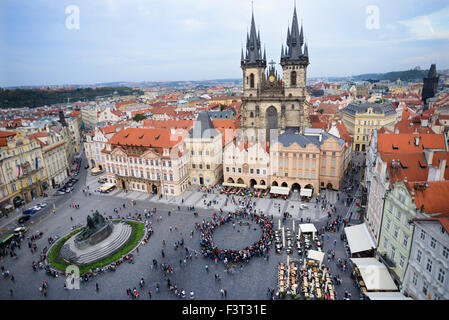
[341,103,397,152]
[0,131,48,207]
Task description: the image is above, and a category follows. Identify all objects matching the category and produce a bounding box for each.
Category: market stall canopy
[300,188,313,197]
[344,223,376,254]
[234,183,247,188]
[270,186,290,195]
[91,167,101,174]
[254,184,268,189]
[307,250,325,265]
[222,182,236,187]
[364,292,412,300]
[299,223,317,235]
[350,258,398,291]
[100,183,115,191]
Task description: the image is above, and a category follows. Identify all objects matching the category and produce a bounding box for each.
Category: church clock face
[269,75,275,83]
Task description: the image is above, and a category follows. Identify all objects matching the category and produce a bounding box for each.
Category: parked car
[13,226,27,235]
[38,202,47,208]
[31,205,42,211]
[23,208,37,215]
[18,215,31,224]
[98,178,107,184]
[65,187,74,193]
[84,165,89,169]
[58,188,67,195]
[13,198,25,208]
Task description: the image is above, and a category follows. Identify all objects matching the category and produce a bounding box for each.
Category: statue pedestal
[74,222,113,250]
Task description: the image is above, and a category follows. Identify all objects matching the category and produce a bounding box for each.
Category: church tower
[241,6,311,142]
[241,9,267,98]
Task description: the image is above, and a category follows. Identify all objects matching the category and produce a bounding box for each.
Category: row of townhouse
[364,126,449,299]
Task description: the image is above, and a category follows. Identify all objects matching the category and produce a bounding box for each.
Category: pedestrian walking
[96,283,99,292]
[148,290,152,299]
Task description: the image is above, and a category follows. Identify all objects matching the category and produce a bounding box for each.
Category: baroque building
[240,7,311,142]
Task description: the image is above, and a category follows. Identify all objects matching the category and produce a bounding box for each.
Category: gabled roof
[189,112,219,139]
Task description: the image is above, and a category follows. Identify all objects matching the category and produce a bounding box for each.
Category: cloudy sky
[1,0,449,87]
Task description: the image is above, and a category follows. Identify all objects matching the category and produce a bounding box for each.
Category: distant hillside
[351,69,430,82]
[0,87,143,109]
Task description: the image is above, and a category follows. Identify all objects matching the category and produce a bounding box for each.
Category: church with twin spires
[240,6,311,142]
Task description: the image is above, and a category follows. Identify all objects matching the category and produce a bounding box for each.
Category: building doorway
[266,106,278,142]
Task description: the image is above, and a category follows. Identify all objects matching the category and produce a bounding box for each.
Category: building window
[393,226,399,239]
[291,71,297,86]
[390,246,396,260]
[403,234,408,248]
[420,230,426,240]
[386,218,391,231]
[192,164,196,169]
[206,165,210,169]
[226,167,229,172]
[250,73,255,88]
[399,255,405,268]
[443,247,449,259]
[417,249,422,263]
[426,259,432,273]
[412,272,418,286]
[438,269,445,284]
[422,282,428,296]
[430,238,436,249]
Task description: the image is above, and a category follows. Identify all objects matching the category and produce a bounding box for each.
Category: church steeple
[242,6,266,68]
[281,5,308,65]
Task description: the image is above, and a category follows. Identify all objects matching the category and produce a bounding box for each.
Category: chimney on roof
[424,150,434,166]
[414,136,419,146]
[439,158,447,181]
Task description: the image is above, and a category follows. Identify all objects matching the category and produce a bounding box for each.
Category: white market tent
[300,188,313,197]
[298,223,317,238]
[350,258,398,291]
[344,223,377,255]
[364,292,412,300]
[307,250,325,267]
[270,186,290,195]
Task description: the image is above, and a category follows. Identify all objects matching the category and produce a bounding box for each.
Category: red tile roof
[407,181,449,215]
[0,131,16,146]
[378,133,446,154]
[108,128,183,156]
[413,212,449,233]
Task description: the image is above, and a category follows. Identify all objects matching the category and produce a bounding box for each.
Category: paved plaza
[0,153,365,300]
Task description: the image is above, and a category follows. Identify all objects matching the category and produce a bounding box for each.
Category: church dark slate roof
[342,103,396,116]
[188,112,219,139]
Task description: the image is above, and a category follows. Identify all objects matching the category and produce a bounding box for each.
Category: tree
[317,109,324,114]
[133,114,148,122]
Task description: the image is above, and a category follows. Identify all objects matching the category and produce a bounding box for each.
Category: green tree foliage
[0,87,144,109]
[132,114,148,122]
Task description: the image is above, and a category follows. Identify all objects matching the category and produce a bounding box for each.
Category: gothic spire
[243,6,266,67]
[281,5,308,63]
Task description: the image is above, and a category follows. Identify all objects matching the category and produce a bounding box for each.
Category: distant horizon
[2,64,446,89]
[2,0,449,88]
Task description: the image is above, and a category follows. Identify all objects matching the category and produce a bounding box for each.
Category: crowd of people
[199,209,274,264]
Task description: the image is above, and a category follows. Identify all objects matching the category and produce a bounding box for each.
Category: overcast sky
[1,0,449,87]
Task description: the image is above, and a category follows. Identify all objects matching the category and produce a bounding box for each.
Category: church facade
[240,7,311,142]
